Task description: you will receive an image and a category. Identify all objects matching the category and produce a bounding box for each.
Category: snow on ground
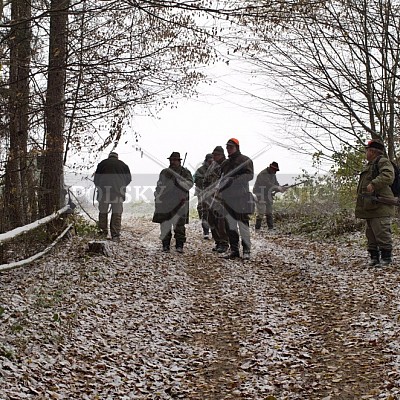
[1,217,400,399]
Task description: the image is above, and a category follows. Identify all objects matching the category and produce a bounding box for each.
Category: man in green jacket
[253,161,286,230]
[355,139,395,266]
[194,153,213,239]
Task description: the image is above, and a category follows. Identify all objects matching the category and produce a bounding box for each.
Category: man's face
[366,148,378,162]
[169,158,181,167]
[213,153,223,162]
[226,144,237,156]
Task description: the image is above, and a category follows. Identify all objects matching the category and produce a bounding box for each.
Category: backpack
[373,155,400,197]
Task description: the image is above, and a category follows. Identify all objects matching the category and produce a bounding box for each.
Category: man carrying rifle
[219,138,254,260]
[152,152,193,253]
[203,146,229,253]
[355,139,394,266]
[253,161,286,230]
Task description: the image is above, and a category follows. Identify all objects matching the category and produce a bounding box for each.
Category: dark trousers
[224,205,251,253]
[197,201,210,235]
[98,197,123,238]
[160,215,186,246]
[208,208,228,246]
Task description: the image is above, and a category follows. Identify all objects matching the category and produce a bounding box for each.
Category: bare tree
[231,0,400,163]
[40,0,69,216]
[2,0,32,229]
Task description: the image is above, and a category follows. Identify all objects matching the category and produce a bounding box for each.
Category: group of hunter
[151,137,284,260]
[94,137,396,266]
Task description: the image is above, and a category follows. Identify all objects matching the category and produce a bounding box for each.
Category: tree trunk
[3,0,32,230]
[41,0,70,216]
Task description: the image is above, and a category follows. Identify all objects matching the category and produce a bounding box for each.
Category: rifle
[362,194,400,207]
[272,180,308,195]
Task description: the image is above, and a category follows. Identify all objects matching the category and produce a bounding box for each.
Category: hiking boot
[203,234,210,240]
[223,251,240,259]
[176,246,184,253]
[111,235,120,243]
[243,251,250,260]
[255,218,262,230]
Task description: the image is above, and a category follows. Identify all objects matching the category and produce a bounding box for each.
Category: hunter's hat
[212,146,224,155]
[167,152,182,160]
[226,138,239,147]
[205,153,213,161]
[109,152,118,158]
[366,139,385,152]
[270,161,280,171]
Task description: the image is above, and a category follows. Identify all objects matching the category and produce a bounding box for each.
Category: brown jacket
[355,156,395,219]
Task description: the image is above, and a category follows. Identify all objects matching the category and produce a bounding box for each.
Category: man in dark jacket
[219,138,254,260]
[203,146,229,253]
[355,139,395,266]
[152,152,194,253]
[94,152,132,241]
[253,161,286,230]
[194,153,213,239]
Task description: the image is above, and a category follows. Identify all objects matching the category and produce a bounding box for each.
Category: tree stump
[87,241,111,256]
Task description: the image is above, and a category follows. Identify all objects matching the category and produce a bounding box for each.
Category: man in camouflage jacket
[355,139,395,266]
[252,161,285,230]
[203,146,229,253]
[194,153,213,239]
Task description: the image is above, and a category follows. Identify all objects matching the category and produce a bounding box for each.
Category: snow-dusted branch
[0,205,71,244]
[0,223,73,272]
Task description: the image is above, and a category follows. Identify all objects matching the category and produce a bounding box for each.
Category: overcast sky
[94,60,319,186]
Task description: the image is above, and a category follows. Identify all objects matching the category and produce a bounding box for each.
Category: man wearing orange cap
[219,138,254,260]
[253,161,286,230]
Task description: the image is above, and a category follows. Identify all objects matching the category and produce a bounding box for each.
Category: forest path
[0,218,399,399]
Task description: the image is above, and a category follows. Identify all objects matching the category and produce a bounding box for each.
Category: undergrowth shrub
[272,170,365,239]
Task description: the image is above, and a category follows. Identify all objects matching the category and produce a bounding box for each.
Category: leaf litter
[0,217,400,399]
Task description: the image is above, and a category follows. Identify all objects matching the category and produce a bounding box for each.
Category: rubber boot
[202,220,210,239]
[224,242,240,259]
[110,213,122,240]
[176,240,184,253]
[368,250,380,266]
[162,240,171,252]
[98,213,108,237]
[380,249,392,266]
[266,214,274,230]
